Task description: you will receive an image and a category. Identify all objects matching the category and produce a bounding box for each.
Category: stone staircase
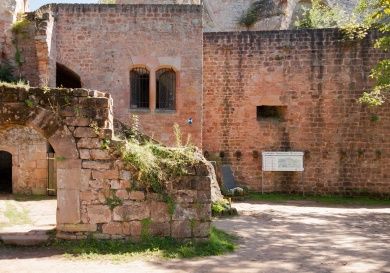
[0,225,55,246]
[0,229,52,246]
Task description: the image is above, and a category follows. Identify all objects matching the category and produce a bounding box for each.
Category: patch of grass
[212,199,238,217]
[54,227,235,261]
[246,192,390,206]
[0,201,32,228]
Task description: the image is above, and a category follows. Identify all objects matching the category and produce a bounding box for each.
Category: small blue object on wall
[187,117,193,125]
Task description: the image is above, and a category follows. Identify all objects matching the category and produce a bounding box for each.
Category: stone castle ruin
[0,0,388,239]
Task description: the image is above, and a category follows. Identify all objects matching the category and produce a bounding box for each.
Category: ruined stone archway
[0,84,211,240]
[0,84,113,227]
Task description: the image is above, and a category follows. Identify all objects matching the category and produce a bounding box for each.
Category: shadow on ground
[150,202,390,273]
[0,201,389,273]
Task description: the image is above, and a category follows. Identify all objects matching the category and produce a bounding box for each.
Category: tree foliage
[295,0,389,106]
[357,0,390,106]
[294,0,341,29]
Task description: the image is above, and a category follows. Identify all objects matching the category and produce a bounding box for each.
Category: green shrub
[118,123,199,193]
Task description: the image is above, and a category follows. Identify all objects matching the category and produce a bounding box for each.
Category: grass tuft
[53,227,235,261]
[0,201,32,229]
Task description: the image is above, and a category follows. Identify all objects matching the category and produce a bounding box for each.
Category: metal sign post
[261,152,305,195]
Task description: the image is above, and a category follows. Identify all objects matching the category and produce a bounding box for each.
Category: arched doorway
[0,151,12,193]
[56,63,82,88]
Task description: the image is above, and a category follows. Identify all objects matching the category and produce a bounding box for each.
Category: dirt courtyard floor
[0,200,389,273]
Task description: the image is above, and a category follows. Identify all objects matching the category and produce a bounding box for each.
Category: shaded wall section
[203,29,390,195]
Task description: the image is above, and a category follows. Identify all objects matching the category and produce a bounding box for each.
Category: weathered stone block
[172,204,197,221]
[119,170,132,181]
[197,203,212,221]
[77,138,102,149]
[109,180,121,189]
[57,168,81,190]
[92,169,119,180]
[73,127,98,138]
[113,202,150,221]
[116,189,129,199]
[122,221,142,236]
[87,205,112,224]
[65,117,90,127]
[90,149,111,160]
[171,221,192,238]
[102,222,123,235]
[79,149,90,160]
[174,190,197,203]
[58,223,97,232]
[129,191,145,201]
[82,161,111,170]
[150,222,171,237]
[150,201,170,222]
[193,221,211,238]
[197,190,211,203]
[80,169,92,191]
[57,189,81,224]
[80,191,97,203]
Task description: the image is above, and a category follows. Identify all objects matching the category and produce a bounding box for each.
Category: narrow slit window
[130,67,150,109]
[156,68,176,110]
[257,105,287,121]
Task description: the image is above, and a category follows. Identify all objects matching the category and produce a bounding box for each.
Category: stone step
[0,232,50,246]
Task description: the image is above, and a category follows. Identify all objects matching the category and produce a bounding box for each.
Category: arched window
[130,67,150,109]
[156,68,176,110]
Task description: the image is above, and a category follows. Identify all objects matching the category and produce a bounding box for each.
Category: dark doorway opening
[56,63,82,88]
[0,151,12,193]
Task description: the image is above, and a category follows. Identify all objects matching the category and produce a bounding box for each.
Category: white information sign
[262,152,304,172]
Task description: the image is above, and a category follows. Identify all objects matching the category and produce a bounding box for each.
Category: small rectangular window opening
[257,105,287,121]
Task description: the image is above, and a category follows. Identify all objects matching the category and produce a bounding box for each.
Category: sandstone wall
[28,4,203,148]
[203,29,390,195]
[0,84,211,240]
[0,126,48,194]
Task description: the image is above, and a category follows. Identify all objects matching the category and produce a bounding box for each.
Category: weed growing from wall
[106,194,123,210]
[118,123,199,193]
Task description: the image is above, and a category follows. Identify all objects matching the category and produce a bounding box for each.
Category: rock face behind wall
[0,84,212,240]
[0,0,27,61]
[203,29,390,195]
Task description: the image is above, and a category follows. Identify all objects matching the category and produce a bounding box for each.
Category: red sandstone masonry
[203,29,390,195]
[0,85,211,240]
[23,4,203,148]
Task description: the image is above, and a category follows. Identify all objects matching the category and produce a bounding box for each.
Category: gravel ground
[0,200,389,273]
